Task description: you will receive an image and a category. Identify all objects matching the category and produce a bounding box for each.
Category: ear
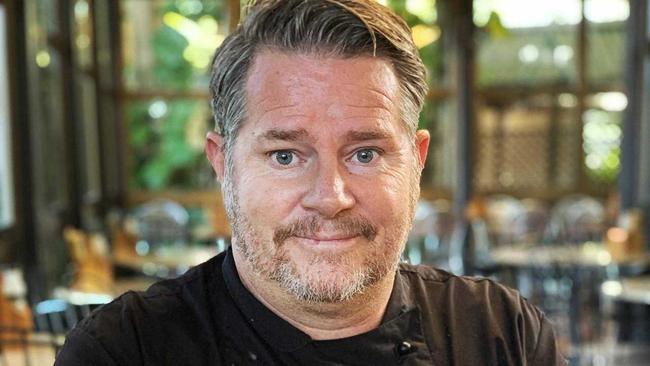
[414,129,430,169]
[206,131,226,182]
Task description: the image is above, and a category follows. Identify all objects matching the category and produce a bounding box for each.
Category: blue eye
[272,150,294,165]
[355,149,374,163]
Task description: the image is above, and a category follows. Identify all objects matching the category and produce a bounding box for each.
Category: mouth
[293,234,361,248]
[273,216,378,246]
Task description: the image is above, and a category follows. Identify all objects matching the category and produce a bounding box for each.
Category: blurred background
[0,0,649,365]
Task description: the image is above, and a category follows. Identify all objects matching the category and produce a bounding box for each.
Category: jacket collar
[222,248,431,362]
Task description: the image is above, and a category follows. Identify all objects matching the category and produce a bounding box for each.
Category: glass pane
[0,5,15,229]
[383,0,444,86]
[121,0,229,91]
[72,0,94,70]
[474,0,580,87]
[76,74,102,200]
[25,0,70,204]
[382,1,452,192]
[475,94,580,194]
[585,0,628,89]
[127,98,216,190]
[582,92,625,185]
[420,100,456,191]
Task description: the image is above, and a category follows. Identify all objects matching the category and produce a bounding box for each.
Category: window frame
[472,0,630,199]
[116,0,240,206]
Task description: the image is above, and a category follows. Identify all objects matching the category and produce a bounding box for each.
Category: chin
[272,250,391,303]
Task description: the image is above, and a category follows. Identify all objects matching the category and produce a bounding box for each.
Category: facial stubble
[222,154,420,304]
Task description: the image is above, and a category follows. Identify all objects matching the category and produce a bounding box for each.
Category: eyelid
[267,149,303,167]
[348,147,384,163]
[350,146,384,155]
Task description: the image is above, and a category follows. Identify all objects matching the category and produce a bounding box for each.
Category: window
[120,0,233,192]
[382,0,455,193]
[473,0,629,197]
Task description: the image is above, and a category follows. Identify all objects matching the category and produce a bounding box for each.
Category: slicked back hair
[209,0,428,160]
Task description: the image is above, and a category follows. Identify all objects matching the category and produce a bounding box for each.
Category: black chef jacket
[55,248,566,365]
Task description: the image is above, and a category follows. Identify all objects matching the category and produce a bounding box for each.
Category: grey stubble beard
[221,154,419,304]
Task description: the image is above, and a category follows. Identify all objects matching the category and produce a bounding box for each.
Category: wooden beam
[110,0,127,207]
[228,0,241,32]
[444,0,475,275]
[619,0,648,210]
[3,0,37,267]
[89,0,112,219]
[58,0,83,227]
[639,0,650,247]
[453,0,475,217]
[576,0,588,195]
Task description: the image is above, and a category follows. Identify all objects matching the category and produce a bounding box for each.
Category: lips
[295,234,358,241]
[272,216,378,246]
[292,234,362,249]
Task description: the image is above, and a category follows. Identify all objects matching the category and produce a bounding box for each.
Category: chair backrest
[63,227,113,294]
[484,195,528,246]
[545,195,606,244]
[406,200,455,267]
[132,199,189,248]
[31,298,107,353]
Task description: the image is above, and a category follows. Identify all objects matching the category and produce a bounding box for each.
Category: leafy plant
[128,0,222,190]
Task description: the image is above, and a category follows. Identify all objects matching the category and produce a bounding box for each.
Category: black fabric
[55,248,566,365]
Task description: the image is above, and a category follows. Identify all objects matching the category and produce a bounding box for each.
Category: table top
[489,242,650,268]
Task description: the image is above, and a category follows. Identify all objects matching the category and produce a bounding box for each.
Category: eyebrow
[344,130,392,142]
[258,128,310,142]
[256,128,392,143]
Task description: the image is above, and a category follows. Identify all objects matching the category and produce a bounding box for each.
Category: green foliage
[385,0,443,131]
[129,98,208,190]
[485,12,508,39]
[129,0,446,189]
[152,26,192,89]
[128,0,219,190]
[583,109,622,184]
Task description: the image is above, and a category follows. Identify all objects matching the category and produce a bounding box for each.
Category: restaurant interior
[1,0,649,364]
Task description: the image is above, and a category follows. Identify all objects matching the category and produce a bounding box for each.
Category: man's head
[210,0,428,154]
[206,0,430,303]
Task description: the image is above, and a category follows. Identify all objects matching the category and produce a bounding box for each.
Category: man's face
[208,50,429,303]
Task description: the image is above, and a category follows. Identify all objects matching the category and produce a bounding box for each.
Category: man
[56,0,565,365]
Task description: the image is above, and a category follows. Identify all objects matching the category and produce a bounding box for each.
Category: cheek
[354,169,416,224]
[235,170,305,222]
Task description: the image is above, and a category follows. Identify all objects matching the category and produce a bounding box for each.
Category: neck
[232,247,396,340]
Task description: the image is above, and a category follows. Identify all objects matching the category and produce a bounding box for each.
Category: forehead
[246,50,399,97]
[243,50,401,131]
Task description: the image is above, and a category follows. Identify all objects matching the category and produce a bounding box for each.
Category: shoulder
[84,253,218,327]
[398,263,566,365]
[398,262,525,308]
[56,253,227,365]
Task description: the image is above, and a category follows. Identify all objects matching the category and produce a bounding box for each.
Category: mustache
[273,215,378,245]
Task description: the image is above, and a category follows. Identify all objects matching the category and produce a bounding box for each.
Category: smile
[293,235,361,248]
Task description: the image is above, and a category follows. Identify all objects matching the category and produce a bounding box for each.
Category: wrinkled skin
[207,50,430,304]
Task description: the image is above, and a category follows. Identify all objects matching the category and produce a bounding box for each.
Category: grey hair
[209,0,428,164]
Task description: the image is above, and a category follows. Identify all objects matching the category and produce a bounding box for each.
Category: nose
[301,158,355,218]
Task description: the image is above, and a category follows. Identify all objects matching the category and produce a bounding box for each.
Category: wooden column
[454,0,475,218]
[638,0,650,246]
[229,0,241,32]
[5,0,37,268]
[619,0,648,210]
[58,0,83,227]
[447,0,476,275]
